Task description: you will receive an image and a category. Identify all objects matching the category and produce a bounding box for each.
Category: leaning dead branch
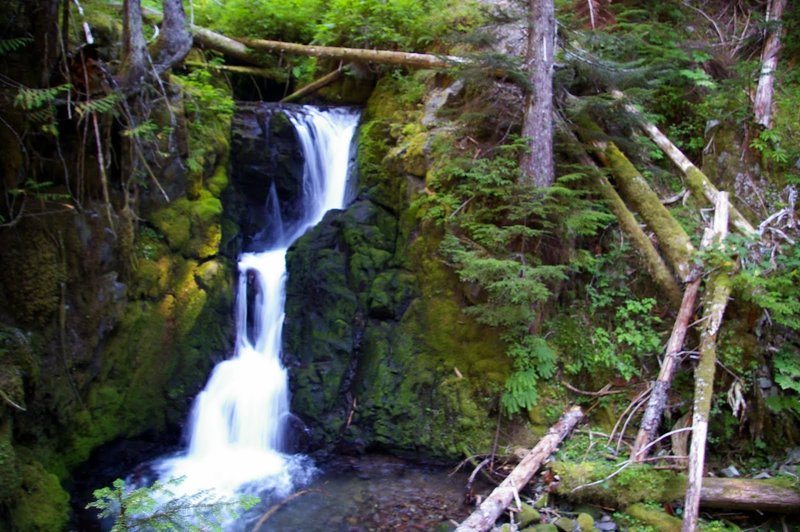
[610,90,756,236]
[753,0,787,128]
[630,278,701,462]
[683,192,733,532]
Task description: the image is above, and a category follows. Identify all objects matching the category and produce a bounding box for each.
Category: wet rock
[576,513,594,532]
[517,503,541,527]
[555,517,576,531]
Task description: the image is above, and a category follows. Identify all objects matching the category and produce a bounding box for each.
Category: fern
[75,93,121,118]
[0,37,32,55]
[14,84,70,110]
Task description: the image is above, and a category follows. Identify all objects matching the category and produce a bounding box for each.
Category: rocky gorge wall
[0,75,236,529]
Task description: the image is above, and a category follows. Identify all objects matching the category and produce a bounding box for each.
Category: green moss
[206,160,230,198]
[551,461,687,507]
[10,460,69,532]
[0,422,20,502]
[0,229,66,324]
[604,142,694,280]
[625,503,682,531]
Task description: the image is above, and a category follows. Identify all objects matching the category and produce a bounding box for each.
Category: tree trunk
[240,36,466,69]
[683,192,732,532]
[753,0,787,128]
[120,0,148,88]
[153,0,193,73]
[26,0,60,86]
[561,124,682,307]
[611,91,756,236]
[630,278,700,461]
[581,124,696,281]
[456,406,583,532]
[520,0,556,187]
[700,477,800,512]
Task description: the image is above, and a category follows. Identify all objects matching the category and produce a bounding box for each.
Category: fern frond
[0,37,33,55]
[75,93,121,118]
[14,84,70,110]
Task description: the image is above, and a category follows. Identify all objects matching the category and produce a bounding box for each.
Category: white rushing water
[158,106,360,497]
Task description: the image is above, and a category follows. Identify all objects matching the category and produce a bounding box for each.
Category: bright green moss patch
[10,460,69,532]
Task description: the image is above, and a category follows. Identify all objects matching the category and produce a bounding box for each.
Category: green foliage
[173,68,234,176]
[75,93,121,119]
[736,240,800,331]
[315,0,482,50]
[14,84,70,111]
[193,0,324,42]
[417,137,612,415]
[0,37,32,55]
[766,345,800,416]
[87,477,258,531]
[584,298,662,381]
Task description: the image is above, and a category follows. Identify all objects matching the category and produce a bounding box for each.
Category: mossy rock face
[0,228,66,325]
[0,425,21,502]
[283,76,507,459]
[10,459,69,532]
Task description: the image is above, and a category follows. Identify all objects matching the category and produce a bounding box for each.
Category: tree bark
[753,0,786,128]
[683,192,732,532]
[561,124,682,307]
[27,0,60,86]
[456,406,583,532]
[630,278,700,461]
[611,91,756,236]
[120,0,148,88]
[520,0,556,187]
[153,0,193,73]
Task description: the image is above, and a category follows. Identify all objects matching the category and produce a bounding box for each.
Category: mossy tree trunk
[520,0,556,187]
[683,192,732,532]
[588,137,696,281]
[562,125,682,307]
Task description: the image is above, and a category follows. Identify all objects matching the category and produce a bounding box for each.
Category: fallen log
[185,61,287,80]
[455,406,583,532]
[191,24,261,65]
[240,37,467,69]
[576,117,696,280]
[683,192,733,532]
[551,461,800,513]
[561,124,682,307]
[610,90,756,236]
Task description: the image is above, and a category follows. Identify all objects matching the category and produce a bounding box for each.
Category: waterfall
[157,106,360,497]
